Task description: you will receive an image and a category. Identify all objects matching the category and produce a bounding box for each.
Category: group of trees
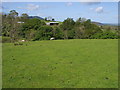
[2,10,30,42]
[44,16,55,21]
[1,10,119,43]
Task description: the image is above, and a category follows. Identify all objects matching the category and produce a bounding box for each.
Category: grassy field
[2,39,118,88]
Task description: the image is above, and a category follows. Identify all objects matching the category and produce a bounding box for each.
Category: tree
[34,26,53,40]
[83,19,102,38]
[74,25,85,39]
[21,13,28,18]
[47,16,53,21]
[19,18,46,39]
[52,18,55,21]
[21,18,46,31]
[76,17,82,23]
[91,31,118,39]
[2,11,118,41]
[81,18,87,22]
[21,13,29,21]
[60,18,75,39]
[74,17,85,39]
[6,10,19,42]
[9,10,18,18]
[44,17,47,21]
[68,29,75,39]
[25,29,36,40]
[52,26,64,39]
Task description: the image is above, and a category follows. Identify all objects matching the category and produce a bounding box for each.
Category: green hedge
[2,37,11,43]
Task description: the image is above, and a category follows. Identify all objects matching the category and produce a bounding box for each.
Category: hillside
[28,16,44,20]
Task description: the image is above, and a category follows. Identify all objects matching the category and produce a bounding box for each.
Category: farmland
[2,39,118,88]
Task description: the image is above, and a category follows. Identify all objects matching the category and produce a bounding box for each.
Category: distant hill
[92,21,118,26]
[29,16,44,20]
[28,16,118,26]
[92,22,104,26]
[102,23,118,26]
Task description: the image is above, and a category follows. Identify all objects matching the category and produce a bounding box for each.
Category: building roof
[46,22,59,25]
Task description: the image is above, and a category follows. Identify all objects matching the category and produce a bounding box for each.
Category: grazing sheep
[21,40,25,42]
[18,40,25,42]
[50,37,55,40]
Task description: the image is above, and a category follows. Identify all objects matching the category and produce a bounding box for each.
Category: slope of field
[2,39,118,88]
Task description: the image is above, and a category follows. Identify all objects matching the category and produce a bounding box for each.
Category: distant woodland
[1,10,119,43]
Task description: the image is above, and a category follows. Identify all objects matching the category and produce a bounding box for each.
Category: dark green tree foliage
[2,14,11,36]
[91,31,118,39]
[34,26,53,40]
[21,13,29,18]
[25,29,36,40]
[74,25,85,39]
[60,18,75,39]
[9,10,18,18]
[52,26,64,39]
[2,10,119,42]
[20,13,29,22]
[74,18,85,39]
[21,18,45,30]
[83,19,102,38]
[20,18,46,38]
[68,29,75,39]
[2,10,20,42]
[75,18,81,25]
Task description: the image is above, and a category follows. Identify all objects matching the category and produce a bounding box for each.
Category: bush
[34,26,53,41]
[2,37,11,43]
[91,31,118,39]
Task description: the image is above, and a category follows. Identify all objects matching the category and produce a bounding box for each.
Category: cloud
[18,4,50,11]
[18,4,40,11]
[17,7,24,9]
[80,0,101,2]
[67,2,73,6]
[95,6,103,13]
[85,2,101,5]
[26,4,39,11]
[37,13,46,17]
[80,1,101,5]
[90,8,94,10]
[80,0,101,5]
[90,6,104,14]
[2,0,120,2]
[79,0,101,2]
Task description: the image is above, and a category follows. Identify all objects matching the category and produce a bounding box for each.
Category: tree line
[1,10,119,43]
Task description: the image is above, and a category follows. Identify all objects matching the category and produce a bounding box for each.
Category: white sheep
[50,37,55,40]
[19,40,25,42]
[21,40,25,42]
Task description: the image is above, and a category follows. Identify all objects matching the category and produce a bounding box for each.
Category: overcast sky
[1,2,118,24]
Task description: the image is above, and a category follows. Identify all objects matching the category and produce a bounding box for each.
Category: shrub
[91,31,118,39]
[2,37,11,43]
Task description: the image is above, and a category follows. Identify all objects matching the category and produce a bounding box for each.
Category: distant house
[46,22,59,26]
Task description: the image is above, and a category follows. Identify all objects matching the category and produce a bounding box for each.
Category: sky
[1,2,118,24]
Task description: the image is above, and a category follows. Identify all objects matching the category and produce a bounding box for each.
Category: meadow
[2,39,118,88]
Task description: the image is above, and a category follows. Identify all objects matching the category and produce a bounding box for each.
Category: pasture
[2,39,118,88]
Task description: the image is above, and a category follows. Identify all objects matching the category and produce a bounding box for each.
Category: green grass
[2,39,118,88]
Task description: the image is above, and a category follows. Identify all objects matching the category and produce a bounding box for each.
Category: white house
[46,22,59,26]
